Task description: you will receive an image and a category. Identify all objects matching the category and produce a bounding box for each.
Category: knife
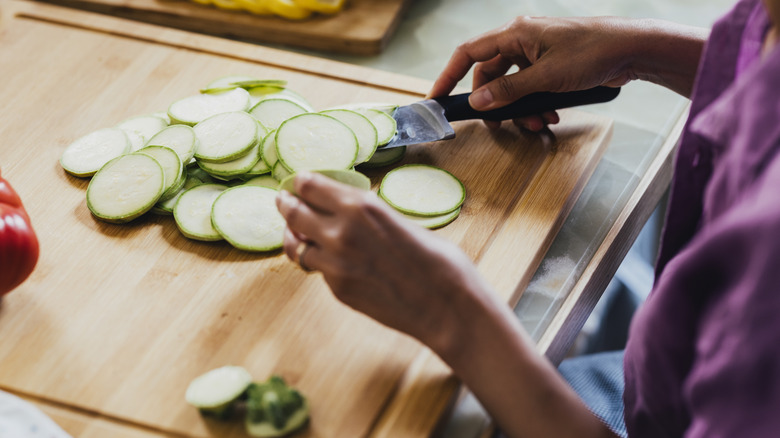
[383,86,620,149]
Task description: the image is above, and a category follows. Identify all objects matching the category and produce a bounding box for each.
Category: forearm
[625,18,709,98]
[435,289,618,438]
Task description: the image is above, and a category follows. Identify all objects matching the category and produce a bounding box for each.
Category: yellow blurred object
[212,0,244,9]
[267,0,313,19]
[293,0,345,14]
[233,0,274,15]
[188,0,345,19]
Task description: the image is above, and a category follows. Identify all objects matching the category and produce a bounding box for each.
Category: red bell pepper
[0,170,39,296]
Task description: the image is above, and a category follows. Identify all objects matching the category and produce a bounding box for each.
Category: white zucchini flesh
[245,402,310,437]
[358,145,406,169]
[275,113,358,172]
[154,174,205,214]
[185,365,253,409]
[259,89,314,112]
[193,111,258,163]
[398,206,461,229]
[150,111,171,124]
[201,75,258,93]
[247,85,285,107]
[248,98,307,131]
[146,124,198,164]
[60,128,131,177]
[244,153,272,176]
[197,141,261,177]
[359,108,397,146]
[320,109,378,164]
[116,115,168,140]
[125,130,147,152]
[174,184,228,241]
[211,186,286,251]
[86,154,164,223]
[243,175,279,189]
[379,164,465,216]
[326,102,399,115]
[272,161,293,182]
[261,130,278,168]
[279,169,370,195]
[168,88,250,126]
[136,146,185,201]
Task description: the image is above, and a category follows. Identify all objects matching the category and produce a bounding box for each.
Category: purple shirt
[623,1,780,437]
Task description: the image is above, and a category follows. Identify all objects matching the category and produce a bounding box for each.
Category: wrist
[627,18,708,96]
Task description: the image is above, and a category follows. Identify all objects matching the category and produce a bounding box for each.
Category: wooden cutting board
[0,2,613,437]
[31,0,413,55]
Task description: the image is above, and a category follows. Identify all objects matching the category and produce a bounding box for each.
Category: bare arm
[429,17,708,130]
[276,173,618,438]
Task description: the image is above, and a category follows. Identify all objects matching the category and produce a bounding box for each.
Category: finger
[512,115,546,132]
[282,228,327,272]
[484,120,502,130]
[470,64,554,110]
[541,111,560,125]
[276,189,330,242]
[282,227,304,262]
[293,171,366,214]
[428,28,509,98]
[472,55,514,91]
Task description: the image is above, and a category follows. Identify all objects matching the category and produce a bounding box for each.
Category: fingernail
[469,88,493,109]
[276,190,294,208]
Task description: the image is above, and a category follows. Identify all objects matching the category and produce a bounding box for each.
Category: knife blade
[382,86,620,149]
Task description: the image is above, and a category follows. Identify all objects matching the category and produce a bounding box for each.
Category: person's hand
[429,16,707,131]
[275,171,495,354]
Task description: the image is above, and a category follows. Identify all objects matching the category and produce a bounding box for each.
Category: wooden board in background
[0,3,613,437]
[31,0,413,55]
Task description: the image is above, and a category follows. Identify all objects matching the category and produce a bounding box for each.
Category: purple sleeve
[679,151,780,438]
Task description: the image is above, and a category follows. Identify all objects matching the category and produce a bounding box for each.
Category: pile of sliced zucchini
[185,366,309,437]
[60,74,465,253]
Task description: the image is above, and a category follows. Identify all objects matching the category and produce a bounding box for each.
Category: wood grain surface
[31,0,413,55]
[0,2,613,437]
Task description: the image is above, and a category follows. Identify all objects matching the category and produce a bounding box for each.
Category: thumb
[469,65,552,111]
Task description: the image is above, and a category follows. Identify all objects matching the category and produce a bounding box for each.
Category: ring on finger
[295,241,313,272]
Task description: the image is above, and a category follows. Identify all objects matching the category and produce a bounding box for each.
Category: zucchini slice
[211,186,286,251]
[398,207,461,229]
[275,113,358,172]
[193,111,259,163]
[185,365,253,419]
[60,128,130,177]
[278,169,370,195]
[173,184,228,241]
[116,115,168,140]
[197,141,262,178]
[357,145,406,169]
[168,88,250,126]
[249,98,307,131]
[146,124,198,165]
[379,164,465,216]
[243,175,279,190]
[136,145,185,201]
[359,108,397,146]
[86,154,164,223]
[320,109,378,164]
[261,130,278,168]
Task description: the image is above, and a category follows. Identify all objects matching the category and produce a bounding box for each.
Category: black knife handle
[432,86,620,122]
